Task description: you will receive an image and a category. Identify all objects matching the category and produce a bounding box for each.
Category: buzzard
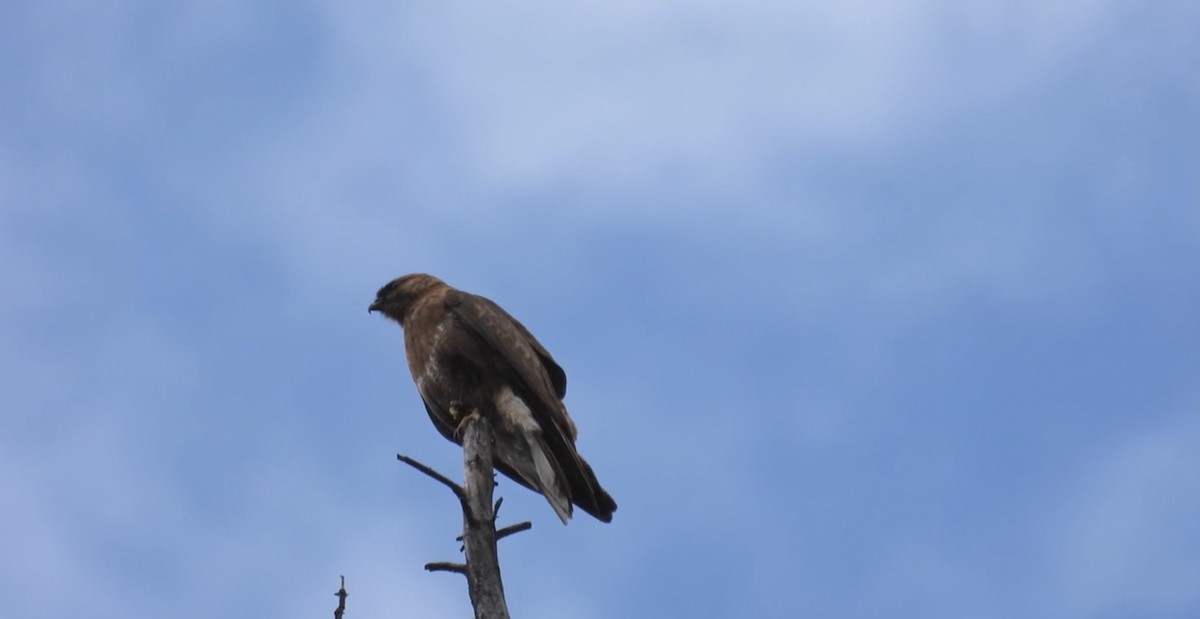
[369,273,617,524]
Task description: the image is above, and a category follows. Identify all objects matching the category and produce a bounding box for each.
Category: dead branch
[396,454,466,501]
[459,414,510,619]
[395,413,515,619]
[496,521,533,541]
[425,561,468,575]
[457,519,532,544]
[333,576,347,619]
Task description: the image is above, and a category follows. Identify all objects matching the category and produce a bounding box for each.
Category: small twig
[425,561,468,575]
[333,575,348,619]
[397,453,466,501]
[457,520,531,543]
[496,521,532,541]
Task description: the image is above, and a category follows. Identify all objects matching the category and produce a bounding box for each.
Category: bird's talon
[451,404,481,440]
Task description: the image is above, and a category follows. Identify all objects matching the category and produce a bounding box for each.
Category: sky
[2,1,1198,618]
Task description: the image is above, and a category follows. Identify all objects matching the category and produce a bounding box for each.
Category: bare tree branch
[425,561,468,575]
[333,576,348,619]
[396,454,466,501]
[496,521,533,541]
[395,413,517,619]
[456,520,532,544]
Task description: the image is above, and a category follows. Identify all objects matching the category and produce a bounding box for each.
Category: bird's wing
[444,290,575,438]
[513,319,568,399]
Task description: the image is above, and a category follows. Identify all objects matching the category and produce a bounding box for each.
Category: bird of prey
[369,273,617,524]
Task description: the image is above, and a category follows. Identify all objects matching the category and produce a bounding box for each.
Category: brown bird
[369,273,617,524]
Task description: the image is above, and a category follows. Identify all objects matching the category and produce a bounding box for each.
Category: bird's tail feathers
[526,433,572,524]
[571,455,617,522]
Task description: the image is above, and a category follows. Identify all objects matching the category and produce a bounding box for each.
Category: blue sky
[2,1,1198,618]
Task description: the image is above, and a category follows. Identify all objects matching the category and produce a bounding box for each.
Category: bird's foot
[449,402,481,441]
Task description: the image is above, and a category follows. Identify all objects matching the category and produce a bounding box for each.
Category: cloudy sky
[2,1,1198,618]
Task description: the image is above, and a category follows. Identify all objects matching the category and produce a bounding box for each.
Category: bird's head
[369,273,445,324]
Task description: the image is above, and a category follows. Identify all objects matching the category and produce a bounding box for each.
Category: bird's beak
[368,300,381,314]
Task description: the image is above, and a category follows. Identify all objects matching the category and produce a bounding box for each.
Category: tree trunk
[460,415,510,619]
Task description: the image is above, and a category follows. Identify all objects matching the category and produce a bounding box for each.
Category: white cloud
[148,0,1134,324]
[299,0,1125,191]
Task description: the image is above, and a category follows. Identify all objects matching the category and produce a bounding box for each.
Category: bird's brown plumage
[369,273,617,523]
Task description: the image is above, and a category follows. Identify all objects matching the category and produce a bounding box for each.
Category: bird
[369,273,617,524]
